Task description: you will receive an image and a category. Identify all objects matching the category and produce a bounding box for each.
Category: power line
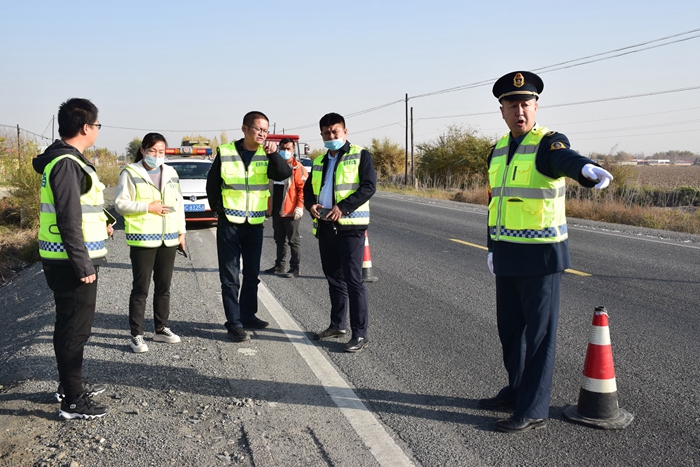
[533,28,700,73]
[543,85,700,109]
[412,29,700,100]
[418,85,700,121]
[0,123,52,141]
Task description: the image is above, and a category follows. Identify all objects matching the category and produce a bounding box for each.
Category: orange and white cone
[362,230,378,282]
[563,306,633,429]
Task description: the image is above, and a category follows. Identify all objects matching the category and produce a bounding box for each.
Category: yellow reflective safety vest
[219,142,270,224]
[488,125,568,244]
[121,164,182,247]
[39,155,108,260]
[310,144,370,234]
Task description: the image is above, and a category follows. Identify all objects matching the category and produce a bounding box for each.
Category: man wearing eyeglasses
[33,98,112,420]
[206,111,292,343]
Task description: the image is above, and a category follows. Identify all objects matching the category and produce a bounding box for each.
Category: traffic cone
[362,230,378,282]
[563,306,633,429]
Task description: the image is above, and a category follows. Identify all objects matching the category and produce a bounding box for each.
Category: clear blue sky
[2,0,699,157]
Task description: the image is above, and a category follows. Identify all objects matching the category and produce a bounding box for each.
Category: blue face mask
[144,154,164,169]
[324,139,344,151]
[279,150,293,160]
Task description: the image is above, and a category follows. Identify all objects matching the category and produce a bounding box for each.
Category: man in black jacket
[304,113,377,352]
[32,98,111,420]
[206,111,292,343]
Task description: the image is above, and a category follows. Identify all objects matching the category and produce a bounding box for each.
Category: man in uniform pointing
[479,71,614,433]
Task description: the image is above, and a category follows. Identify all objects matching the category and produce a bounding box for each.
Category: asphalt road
[253,191,700,466]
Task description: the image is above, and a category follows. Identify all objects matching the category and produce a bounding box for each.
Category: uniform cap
[492,71,544,101]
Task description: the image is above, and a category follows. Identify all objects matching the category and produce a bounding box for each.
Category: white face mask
[144,154,164,169]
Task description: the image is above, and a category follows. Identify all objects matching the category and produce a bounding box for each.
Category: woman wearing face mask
[115,133,186,353]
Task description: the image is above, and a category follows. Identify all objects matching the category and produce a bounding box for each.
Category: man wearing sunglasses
[206,111,292,343]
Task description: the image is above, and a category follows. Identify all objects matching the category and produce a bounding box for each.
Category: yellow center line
[450,238,488,250]
[449,238,592,276]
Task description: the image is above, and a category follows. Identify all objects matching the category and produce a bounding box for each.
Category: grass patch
[0,225,39,283]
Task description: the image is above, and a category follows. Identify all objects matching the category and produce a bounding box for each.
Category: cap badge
[513,73,525,88]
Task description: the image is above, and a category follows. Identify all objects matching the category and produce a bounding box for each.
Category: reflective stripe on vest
[219,143,270,224]
[38,155,108,260]
[487,125,568,244]
[122,165,182,247]
[310,145,370,234]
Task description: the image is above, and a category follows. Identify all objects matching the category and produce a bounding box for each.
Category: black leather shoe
[344,337,368,353]
[284,269,300,278]
[263,266,284,275]
[242,317,269,329]
[313,327,347,340]
[478,396,515,410]
[227,327,250,343]
[495,417,546,433]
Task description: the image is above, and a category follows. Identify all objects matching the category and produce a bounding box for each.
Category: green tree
[125,138,142,162]
[416,125,495,188]
[368,138,404,178]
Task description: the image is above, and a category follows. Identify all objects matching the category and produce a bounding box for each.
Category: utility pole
[410,107,414,186]
[17,124,21,163]
[52,115,55,141]
[404,93,409,185]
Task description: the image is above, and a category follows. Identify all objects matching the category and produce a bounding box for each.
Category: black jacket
[486,131,597,277]
[303,141,377,231]
[205,139,292,222]
[32,140,105,278]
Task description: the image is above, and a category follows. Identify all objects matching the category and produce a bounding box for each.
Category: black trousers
[216,219,263,329]
[318,223,369,339]
[271,214,301,271]
[43,262,98,403]
[129,245,177,336]
[495,272,562,420]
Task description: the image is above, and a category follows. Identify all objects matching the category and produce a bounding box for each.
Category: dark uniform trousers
[217,218,263,329]
[43,263,99,402]
[495,271,562,420]
[128,244,177,336]
[317,222,369,339]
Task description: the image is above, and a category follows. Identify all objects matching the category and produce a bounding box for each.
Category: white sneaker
[153,327,181,344]
[130,335,149,353]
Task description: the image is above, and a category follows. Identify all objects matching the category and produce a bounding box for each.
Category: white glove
[293,207,303,220]
[581,164,613,190]
[487,252,495,276]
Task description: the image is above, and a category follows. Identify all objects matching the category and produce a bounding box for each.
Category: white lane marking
[257,284,415,467]
[209,227,414,466]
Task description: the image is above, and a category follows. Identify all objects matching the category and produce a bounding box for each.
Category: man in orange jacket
[264,138,308,278]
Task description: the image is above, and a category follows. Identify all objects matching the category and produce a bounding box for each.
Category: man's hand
[80,274,97,284]
[107,224,114,237]
[582,164,613,190]
[487,252,495,276]
[264,141,278,154]
[323,205,342,222]
[148,199,170,216]
[293,207,303,220]
[311,204,324,219]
